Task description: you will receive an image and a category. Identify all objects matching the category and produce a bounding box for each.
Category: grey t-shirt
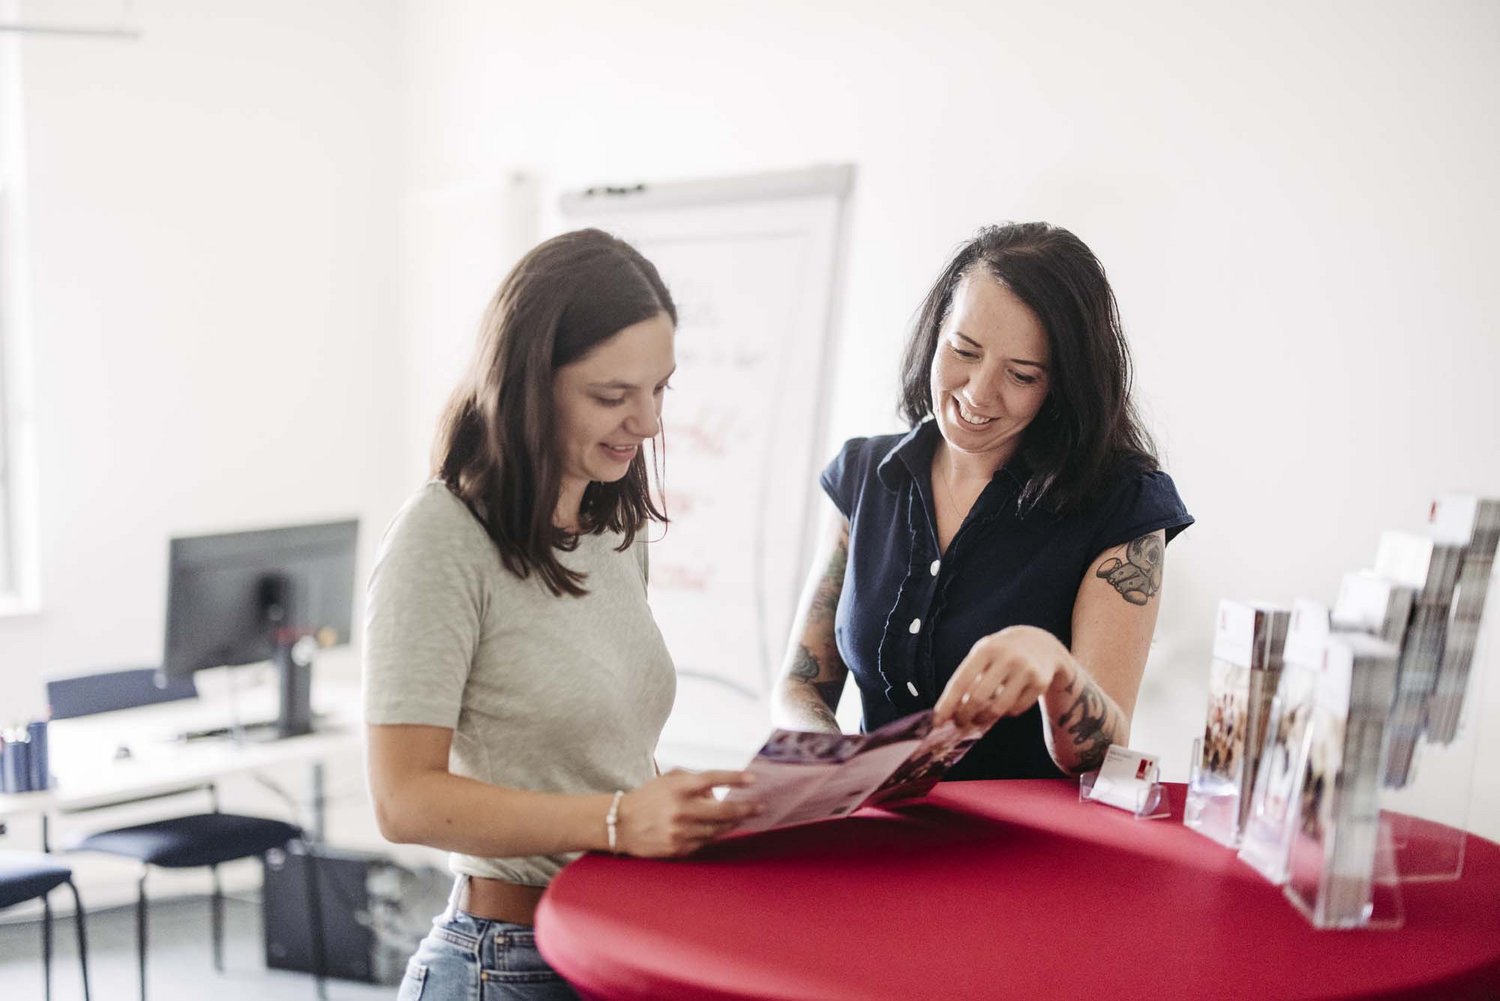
[363,482,676,886]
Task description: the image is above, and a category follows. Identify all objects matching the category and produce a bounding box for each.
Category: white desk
[0,674,362,846]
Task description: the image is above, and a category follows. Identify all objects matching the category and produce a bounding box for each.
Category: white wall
[400,0,1500,837]
[0,0,408,902]
[3,0,404,700]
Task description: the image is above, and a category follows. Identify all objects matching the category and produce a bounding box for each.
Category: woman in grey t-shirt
[365,229,759,1001]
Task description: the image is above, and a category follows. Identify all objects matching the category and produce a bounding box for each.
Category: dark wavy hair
[433,228,676,597]
[899,222,1157,513]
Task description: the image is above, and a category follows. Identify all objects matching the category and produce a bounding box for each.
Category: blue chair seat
[75,814,301,868]
[0,856,74,910]
[0,852,91,1000]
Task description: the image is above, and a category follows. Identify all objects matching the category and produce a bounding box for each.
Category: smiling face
[929,272,1051,471]
[551,310,676,518]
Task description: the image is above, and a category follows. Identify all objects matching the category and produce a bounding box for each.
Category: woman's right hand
[616,769,761,857]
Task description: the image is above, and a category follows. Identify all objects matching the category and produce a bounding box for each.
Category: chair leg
[296,843,328,1001]
[42,891,54,1001]
[211,864,225,972]
[65,878,92,1001]
[136,869,149,1001]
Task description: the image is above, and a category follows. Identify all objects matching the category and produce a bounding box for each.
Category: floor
[0,894,399,1001]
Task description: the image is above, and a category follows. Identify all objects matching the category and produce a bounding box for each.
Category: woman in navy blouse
[773,223,1193,780]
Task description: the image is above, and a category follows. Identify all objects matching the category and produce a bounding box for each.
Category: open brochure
[716,711,983,839]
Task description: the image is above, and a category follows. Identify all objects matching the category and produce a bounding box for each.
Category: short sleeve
[363,484,491,729]
[819,437,871,518]
[1087,469,1194,557]
[634,537,649,590]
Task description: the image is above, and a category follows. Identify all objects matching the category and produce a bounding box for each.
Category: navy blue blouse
[820,420,1194,780]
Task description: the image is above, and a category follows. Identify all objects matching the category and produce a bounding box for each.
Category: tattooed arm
[1039,665,1131,775]
[771,501,851,734]
[932,530,1166,774]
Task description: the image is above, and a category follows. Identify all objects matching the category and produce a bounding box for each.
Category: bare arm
[934,530,1167,775]
[367,724,758,858]
[771,500,851,734]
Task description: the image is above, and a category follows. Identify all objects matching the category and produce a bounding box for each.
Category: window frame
[0,28,38,614]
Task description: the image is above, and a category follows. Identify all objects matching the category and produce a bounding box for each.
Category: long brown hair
[433,228,676,597]
[899,222,1157,514]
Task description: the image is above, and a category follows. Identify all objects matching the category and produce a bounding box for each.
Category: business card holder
[1079,769,1170,820]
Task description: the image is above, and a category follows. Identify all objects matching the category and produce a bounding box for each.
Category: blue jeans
[397,881,578,1001]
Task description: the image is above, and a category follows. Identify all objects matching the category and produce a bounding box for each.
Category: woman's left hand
[933,625,1078,730]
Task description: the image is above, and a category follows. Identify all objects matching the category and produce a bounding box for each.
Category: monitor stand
[274,635,317,739]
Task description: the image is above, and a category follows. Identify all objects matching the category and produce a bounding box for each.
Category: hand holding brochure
[717,711,983,838]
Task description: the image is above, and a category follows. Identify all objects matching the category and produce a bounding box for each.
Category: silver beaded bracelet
[606,790,625,853]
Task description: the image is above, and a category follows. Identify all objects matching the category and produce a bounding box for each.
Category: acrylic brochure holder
[1244,641,1485,929]
[1079,746,1169,820]
[1283,810,1405,930]
[1205,497,1496,930]
[1185,738,1234,835]
[1184,601,1291,850]
[1373,504,1495,885]
[1266,499,1492,929]
[1378,602,1488,884]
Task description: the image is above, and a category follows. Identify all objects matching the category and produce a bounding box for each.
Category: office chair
[48,667,327,1001]
[0,852,91,1001]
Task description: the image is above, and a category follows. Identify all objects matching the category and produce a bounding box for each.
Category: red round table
[536,780,1500,1001]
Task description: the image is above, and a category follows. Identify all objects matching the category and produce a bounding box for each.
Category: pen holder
[1079,769,1170,820]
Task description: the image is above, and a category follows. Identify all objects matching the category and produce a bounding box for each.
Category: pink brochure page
[720,713,936,836]
[721,728,865,834]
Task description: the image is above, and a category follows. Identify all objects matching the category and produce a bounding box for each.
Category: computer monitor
[162,519,358,739]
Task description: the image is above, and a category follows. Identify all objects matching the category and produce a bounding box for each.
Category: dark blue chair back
[47,668,198,720]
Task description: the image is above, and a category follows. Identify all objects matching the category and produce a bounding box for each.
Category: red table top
[536,780,1500,1001]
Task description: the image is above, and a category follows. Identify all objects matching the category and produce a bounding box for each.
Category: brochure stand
[1185,737,1236,838]
[1379,593,1490,883]
[1212,496,1494,929]
[1284,812,1405,930]
[1184,603,1291,849]
[1378,497,1496,883]
[1236,601,1331,887]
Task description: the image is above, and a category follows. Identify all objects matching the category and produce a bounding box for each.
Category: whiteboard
[559,166,855,753]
